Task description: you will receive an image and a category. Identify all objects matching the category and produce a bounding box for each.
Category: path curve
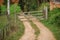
[29,16,56,40]
[18,16,35,40]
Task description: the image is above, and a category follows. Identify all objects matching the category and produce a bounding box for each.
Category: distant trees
[18,0,50,12]
[19,0,38,11]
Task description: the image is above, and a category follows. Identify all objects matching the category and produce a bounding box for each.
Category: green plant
[10,4,21,14]
[48,8,60,27]
[38,2,49,10]
[6,14,25,40]
[55,15,60,27]
[1,5,6,15]
[40,8,60,40]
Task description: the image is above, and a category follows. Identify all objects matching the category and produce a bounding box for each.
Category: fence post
[44,6,48,20]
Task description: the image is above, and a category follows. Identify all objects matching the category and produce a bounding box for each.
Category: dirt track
[18,16,35,40]
[18,15,56,40]
[30,17,56,40]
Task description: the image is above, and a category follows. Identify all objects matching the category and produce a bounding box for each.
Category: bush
[10,4,21,14]
[48,8,60,27]
[41,8,60,40]
[1,5,6,15]
[54,14,60,27]
[38,2,49,10]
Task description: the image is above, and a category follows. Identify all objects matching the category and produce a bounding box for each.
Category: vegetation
[5,4,25,40]
[0,5,7,29]
[30,21,40,40]
[40,8,60,40]
[38,2,49,10]
[0,4,25,40]
[6,14,25,40]
[10,4,21,14]
[0,5,6,15]
[0,15,8,29]
[48,8,60,27]
[19,0,45,11]
[0,0,60,40]
[25,0,38,11]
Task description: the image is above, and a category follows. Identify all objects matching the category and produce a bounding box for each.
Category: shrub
[1,5,6,15]
[38,2,49,10]
[55,14,60,27]
[0,4,21,15]
[48,8,60,27]
[10,4,21,14]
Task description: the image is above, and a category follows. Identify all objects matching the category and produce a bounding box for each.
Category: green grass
[30,21,40,40]
[0,15,8,29]
[41,20,60,40]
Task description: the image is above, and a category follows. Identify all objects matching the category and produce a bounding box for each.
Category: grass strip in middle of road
[30,21,40,40]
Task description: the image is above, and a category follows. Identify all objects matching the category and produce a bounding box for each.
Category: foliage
[6,15,25,40]
[48,8,60,27]
[28,0,38,11]
[38,2,49,10]
[1,5,6,15]
[0,4,24,40]
[41,20,60,40]
[0,4,21,15]
[0,14,25,40]
[20,0,38,11]
[40,8,60,40]
[10,4,21,14]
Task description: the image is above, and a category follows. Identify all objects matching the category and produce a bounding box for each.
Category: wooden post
[44,6,48,20]
[45,7,48,20]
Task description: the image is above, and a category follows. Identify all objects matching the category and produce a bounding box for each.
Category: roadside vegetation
[6,16,25,40]
[40,8,60,40]
[0,4,25,40]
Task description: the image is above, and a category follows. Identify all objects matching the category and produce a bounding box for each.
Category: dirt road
[18,16,35,40]
[30,17,56,40]
[18,15,56,40]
